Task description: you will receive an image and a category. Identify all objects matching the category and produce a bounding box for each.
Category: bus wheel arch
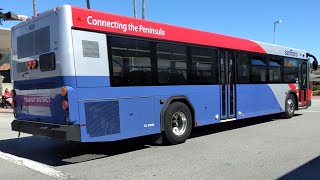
[284,91,298,118]
[287,91,298,110]
[160,96,195,144]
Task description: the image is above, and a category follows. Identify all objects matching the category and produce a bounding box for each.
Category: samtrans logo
[285,50,298,57]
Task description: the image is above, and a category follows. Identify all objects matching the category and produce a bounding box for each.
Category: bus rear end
[10,5,80,141]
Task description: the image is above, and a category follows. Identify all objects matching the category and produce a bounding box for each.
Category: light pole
[133,0,137,18]
[142,0,145,19]
[273,19,282,44]
[33,0,36,16]
[86,0,91,9]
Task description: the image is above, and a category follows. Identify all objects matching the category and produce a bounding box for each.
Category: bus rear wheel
[284,94,296,119]
[163,102,192,145]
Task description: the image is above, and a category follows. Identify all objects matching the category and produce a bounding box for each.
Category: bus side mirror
[313,60,318,71]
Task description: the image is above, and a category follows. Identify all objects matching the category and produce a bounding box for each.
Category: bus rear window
[17,26,50,59]
[39,52,55,72]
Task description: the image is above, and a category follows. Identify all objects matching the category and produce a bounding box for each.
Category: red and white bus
[10,5,318,144]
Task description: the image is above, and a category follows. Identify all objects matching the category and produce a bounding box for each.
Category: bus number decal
[144,123,155,128]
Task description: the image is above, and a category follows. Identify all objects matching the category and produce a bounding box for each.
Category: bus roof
[13,5,309,60]
[71,6,308,59]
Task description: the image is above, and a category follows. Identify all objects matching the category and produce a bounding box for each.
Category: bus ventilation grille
[85,100,120,138]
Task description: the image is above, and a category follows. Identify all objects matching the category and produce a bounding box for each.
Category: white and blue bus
[10,5,318,144]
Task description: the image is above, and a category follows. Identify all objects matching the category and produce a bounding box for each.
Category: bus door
[219,50,236,120]
[298,61,308,106]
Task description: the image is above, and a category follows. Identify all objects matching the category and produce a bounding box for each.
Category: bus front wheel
[284,94,296,119]
[163,102,192,145]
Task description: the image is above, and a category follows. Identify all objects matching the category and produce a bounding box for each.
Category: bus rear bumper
[11,120,81,142]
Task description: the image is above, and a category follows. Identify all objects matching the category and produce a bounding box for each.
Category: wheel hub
[171,112,187,136]
[287,99,294,114]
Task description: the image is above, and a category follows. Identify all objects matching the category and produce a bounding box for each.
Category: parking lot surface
[0,97,320,180]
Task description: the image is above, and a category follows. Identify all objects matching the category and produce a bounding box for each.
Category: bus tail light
[61,87,68,97]
[26,60,38,70]
[62,100,69,110]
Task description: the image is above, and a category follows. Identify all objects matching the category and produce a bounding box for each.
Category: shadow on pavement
[0,114,298,167]
[190,113,300,139]
[0,135,152,166]
[278,155,320,180]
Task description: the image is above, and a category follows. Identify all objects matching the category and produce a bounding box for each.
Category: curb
[0,109,13,114]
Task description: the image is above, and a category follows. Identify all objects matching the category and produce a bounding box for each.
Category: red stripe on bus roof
[71,7,266,54]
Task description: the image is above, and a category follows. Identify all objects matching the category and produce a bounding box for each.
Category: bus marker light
[62,100,69,110]
[77,17,84,21]
[195,120,199,127]
[61,87,68,96]
[160,99,165,104]
[80,124,87,127]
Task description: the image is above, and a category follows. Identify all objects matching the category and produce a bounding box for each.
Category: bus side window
[109,37,152,86]
[251,56,267,83]
[284,58,298,83]
[236,53,250,84]
[269,57,282,83]
[190,47,218,84]
[156,43,187,85]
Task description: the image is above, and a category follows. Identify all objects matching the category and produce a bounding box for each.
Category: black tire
[163,102,192,145]
[284,94,296,119]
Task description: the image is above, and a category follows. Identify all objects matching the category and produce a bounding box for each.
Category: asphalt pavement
[0,97,320,180]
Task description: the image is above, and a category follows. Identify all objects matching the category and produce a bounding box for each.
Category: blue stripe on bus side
[77,84,221,142]
[76,76,110,87]
[236,84,284,119]
[14,76,110,89]
[13,76,284,142]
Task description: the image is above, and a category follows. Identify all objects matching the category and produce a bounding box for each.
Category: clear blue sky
[1,0,319,58]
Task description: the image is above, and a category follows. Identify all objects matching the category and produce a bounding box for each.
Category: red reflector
[62,100,69,110]
[80,124,87,127]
